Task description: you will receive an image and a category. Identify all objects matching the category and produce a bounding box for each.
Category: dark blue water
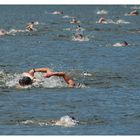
[0,5,140,135]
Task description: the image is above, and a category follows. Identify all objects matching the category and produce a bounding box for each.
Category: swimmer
[72,32,89,42]
[97,17,107,24]
[26,22,35,31]
[18,67,75,88]
[0,29,7,36]
[74,33,84,39]
[70,18,80,24]
[77,25,81,30]
[53,116,78,127]
[128,10,139,15]
[113,41,128,47]
[75,25,85,34]
[51,11,63,15]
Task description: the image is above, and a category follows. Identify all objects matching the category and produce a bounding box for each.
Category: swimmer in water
[74,33,84,39]
[128,10,139,15]
[113,41,128,47]
[18,68,75,88]
[26,22,35,31]
[97,17,107,24]
[51,11,63,15]
[70,18,80,24]
[0,29,7,36]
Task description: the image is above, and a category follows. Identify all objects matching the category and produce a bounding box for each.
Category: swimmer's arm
[28,68,52,75]
[44,72,75,87]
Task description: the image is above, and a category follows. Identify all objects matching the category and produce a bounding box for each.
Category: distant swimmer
[76,25,85,32]
[76,25,82,31]
[26,22,36,31]
[51,11,63,15]
[18,67,75,88]
[97,17,107,24]
[74,33,84,40]
[113,41,128,47]
[0,29,7,36]
[51,116,78,127]
[70,18,80,24]
[128,10,139,15]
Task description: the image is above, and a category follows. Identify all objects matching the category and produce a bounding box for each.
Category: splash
[62,15,72,19]
[0,70,88,89]
[115,19,130,24]
[72,35,89,42]
[5,72,67,88]
[7,29,26,35]
[97,10,108,15]
[96,19,130,24]
[54,115,79,127]
[20,115,78,127]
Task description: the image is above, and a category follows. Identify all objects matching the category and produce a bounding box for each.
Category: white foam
[97,10,108,15]
[62,15,72,18]
[113,42,128,47]
[32,73,66,88]
[2,71,66,88]
[115,19,130,24]
[83,72,92,76]
[5,73,21,88]
[20,115,78,127]
[7,29,26,35]
[55,115,78,127]
[72,35,89,42]
[96,19,130,24]
[21,120,34,124]
[21,120,48,126]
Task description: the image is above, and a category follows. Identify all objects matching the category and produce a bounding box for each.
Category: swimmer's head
[31,21,34,24]
[75,34,83,38]
[123,41,128,45]
[19,76,33,86]
[123,41,128,46]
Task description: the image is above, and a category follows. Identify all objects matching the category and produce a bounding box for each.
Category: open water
[0,5,140,135]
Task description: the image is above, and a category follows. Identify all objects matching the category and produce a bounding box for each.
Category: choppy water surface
[0,5,140,135]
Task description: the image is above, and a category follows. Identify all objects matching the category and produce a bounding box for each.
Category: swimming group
[0,8,139,44]
[1,7,139,88]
